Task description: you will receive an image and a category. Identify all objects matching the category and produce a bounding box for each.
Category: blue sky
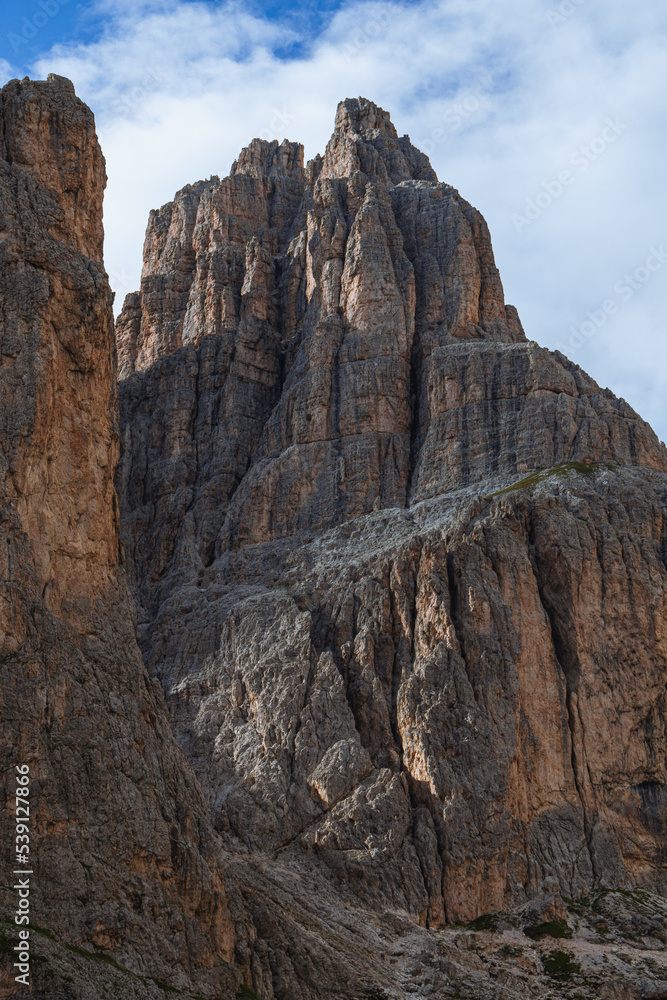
[1,0,666,441]
[0,0,350,67]
[1,2,95,67]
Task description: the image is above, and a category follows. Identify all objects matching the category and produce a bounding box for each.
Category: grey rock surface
[115,100,667,945]
[1,81,666,1000]
[0,74,238,998]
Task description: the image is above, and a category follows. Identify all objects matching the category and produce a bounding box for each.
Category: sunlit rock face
[115,96,667,937]
[0,74,237,998]
[4,79,664,999]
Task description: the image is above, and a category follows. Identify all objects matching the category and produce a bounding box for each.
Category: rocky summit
[1,80,667,1000]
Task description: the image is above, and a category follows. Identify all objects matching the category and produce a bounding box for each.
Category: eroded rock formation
[115,98,667,950]
[0,75,237,998]
[2,81,667,1000]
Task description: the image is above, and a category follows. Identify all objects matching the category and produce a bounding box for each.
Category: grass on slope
[485,461,616,499]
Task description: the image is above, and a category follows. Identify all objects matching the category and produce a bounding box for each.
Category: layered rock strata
[1,79,666,1000]
[115,91,667,959]
[0,75,236,997]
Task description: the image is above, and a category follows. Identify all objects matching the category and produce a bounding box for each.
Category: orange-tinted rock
[0,75,235,995]
[3,79,667,1000]
[115,98,667,944]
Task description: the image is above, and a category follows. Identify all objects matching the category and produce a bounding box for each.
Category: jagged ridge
[2,80,667,1000]
[113,94,667,959]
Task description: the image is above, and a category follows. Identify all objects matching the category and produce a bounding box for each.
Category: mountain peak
[334,96,398,139]
[5,79,667,1000]
[320,95,436,185]
[231,137,305,178]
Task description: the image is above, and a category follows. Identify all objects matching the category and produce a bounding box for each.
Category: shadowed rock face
[3,80,667,1000]
[115,92,667,946]
[0,74,236,998]
[116,98,666,612]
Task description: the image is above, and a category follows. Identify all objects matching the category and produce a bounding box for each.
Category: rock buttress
[114,95,667,978]
[0,75,238,997]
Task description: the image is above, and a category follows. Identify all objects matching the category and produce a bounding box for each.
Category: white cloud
[0,58,16,85]
[29,0,667,439]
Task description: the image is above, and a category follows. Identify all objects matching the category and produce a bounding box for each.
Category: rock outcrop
[2,81,667,1000]
[115,96,667,937]
[0,75,237,998]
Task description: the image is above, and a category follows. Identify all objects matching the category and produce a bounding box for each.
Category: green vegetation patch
[466,912,498,932]
[151,980,182,995]
[605,887,660,908]
[563,896,590,917]
[236,988,265,1000]
[64,943,129,973]
[0,917,205,998]
[542,950,581,980]
[524,919,573,940]
[500,943,523,958]
[485,462,616,499]
[591,886,667,918]
[65,948,206,998]
[31,923,58,942]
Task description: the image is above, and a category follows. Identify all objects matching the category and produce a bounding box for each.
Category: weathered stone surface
[117,99,665,619]
[410,340,667,501]
[128,466,667,931]
[116,99,533,587]
[115,95,667,987]
[2,80,667,1000]
[0,75,236,997]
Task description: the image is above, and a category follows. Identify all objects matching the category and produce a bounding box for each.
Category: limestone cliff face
[0,75,236,997]
[115,96,667,948]
[117,99,664,613]
[3,80,667,1000]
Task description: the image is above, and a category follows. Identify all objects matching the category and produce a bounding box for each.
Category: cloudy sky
[1,0,666,439]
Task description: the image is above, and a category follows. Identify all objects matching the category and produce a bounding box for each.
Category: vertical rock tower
[0,75,236,997]
[1,82,666,999]
[115,95,667,936]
